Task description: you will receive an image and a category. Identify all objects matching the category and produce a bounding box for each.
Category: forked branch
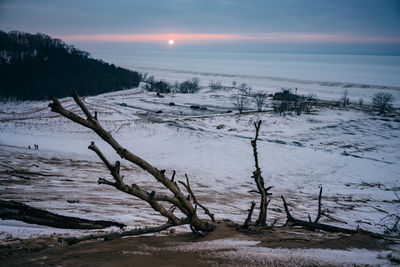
[179,174,216,222]
[89,141,181,225]
[49,92,215,235]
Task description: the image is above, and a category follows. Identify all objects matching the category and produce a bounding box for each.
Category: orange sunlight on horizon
[59,33,239,43]
[58,33,400,44]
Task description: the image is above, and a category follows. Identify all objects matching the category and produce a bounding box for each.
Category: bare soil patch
[1,222,398,266]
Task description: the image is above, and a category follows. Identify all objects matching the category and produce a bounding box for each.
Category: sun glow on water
[168,39,175,45]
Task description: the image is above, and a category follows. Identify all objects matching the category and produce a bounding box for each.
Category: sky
[1,0,400,55]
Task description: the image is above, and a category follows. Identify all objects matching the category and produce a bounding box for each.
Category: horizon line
[57,32,400,44]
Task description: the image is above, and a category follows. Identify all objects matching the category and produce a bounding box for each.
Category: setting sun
[168,39,174,45]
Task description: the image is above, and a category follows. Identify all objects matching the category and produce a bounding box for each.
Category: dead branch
[379,214,400,236]
[49,92,215,233]
[189,205,206,236]
[178,174,216,222]
[90,141,183,225]
[280,190,381,237]
[314,187,323,223]
[59,221,180,245]
[270,217,279,228]
[0,200,124,229]
[378,192,400,236]
[241,201,256,229]
[171,170,176,182]
[0,163,58,180]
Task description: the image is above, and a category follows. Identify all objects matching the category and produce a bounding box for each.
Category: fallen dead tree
[49,92,215,243]
[0,200,124,229]
[241,123,383,238]
[281,188,382,237]
[59,222,175,245]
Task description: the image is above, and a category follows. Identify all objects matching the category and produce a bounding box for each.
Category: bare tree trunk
[49,92,215,234]
[251,121,271,226]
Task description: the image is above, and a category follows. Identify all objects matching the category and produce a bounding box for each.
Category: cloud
[0,3,87,16]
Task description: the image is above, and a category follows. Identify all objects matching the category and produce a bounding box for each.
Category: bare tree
[209,80,223,90]
[234,94,248,114]
[254,91,267,112]
[341,90,350,107]
[178,78,200,93]
[251,121,270,226]
[239,83,252,95]
[49,92,215,239]
[373,92,394,116]
[242,121,272,228]
[140,72,148,82]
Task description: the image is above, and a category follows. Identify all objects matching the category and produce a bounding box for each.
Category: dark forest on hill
[0,31,141,100]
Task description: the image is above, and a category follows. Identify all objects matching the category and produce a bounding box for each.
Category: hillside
[0,31,141,100]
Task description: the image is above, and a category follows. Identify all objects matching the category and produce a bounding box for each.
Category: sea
[80,45,400,104]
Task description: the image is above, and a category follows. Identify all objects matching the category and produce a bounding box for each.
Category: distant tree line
[0,31,141,100]
[142,74,200,94]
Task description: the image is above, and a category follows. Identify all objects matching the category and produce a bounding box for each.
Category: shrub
[272,89,315,115]
[143,79,171,93]
[341,90,350,107]
[153,81,171,93]
[254,91,267,112]
[234,94,248,114]
[307,94,317,101]
[178,78,200,93]
[239,83,252,95]
[273,90,300,101]
[209,80,223,90]
[373,92,394,115]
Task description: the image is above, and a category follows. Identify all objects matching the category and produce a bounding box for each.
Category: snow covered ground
[133,65,400,108]
[0,83,399,243]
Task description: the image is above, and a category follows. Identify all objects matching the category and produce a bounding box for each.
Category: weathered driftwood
[0,200,124,229]
[59,221,179,245]
[281,188,381,237]
[49,92,215,235]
